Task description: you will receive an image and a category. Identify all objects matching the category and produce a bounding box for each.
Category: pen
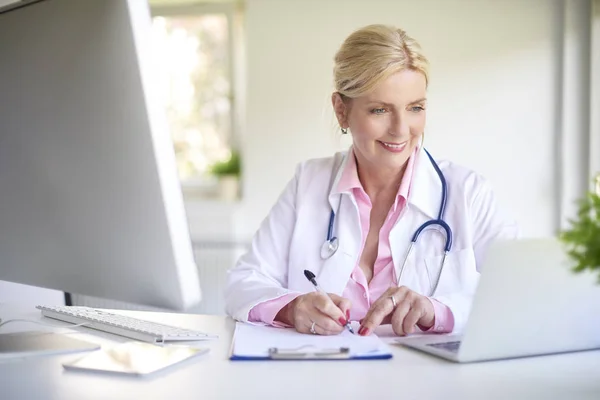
[303,269,355,334]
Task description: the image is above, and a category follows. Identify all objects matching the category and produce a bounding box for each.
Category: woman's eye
[371,108,386,114]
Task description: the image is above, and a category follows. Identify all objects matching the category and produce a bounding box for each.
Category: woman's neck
[354,153,406,202]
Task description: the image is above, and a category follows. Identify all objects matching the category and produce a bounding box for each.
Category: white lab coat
[225,146,519,332]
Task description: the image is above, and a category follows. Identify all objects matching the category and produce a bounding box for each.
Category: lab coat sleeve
[224,163,303,323]
[469,175,520,267]
[433,174,519,333]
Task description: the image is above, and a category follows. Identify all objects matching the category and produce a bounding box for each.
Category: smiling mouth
[378,141,407,151]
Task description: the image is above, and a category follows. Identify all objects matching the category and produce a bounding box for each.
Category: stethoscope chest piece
[320,237,339,259]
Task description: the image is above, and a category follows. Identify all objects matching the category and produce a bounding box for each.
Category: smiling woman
[224,24,518,337]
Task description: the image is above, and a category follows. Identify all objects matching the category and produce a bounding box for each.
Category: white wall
[233,0,572,240]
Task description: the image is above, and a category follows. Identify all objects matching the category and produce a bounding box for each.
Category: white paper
[232,322,391,358]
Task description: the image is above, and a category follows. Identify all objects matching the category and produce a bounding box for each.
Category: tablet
[62,341,209,377]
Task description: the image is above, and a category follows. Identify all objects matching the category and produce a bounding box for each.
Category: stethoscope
[320,149,452,296]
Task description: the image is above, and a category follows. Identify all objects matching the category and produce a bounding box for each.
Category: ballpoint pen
[303,269,355,334]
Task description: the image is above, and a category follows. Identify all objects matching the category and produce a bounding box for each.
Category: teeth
[382,142,404,149]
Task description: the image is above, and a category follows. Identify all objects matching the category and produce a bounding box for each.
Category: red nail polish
[357,326,364,335]
[361,328,370,336]
[338,317,347,326]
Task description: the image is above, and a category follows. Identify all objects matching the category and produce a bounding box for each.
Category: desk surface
[0,304,599,400]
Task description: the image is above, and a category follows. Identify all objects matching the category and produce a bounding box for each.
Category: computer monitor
[0,0,202,311]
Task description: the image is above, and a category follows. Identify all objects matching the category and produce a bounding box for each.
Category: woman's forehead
[359,70,427,103]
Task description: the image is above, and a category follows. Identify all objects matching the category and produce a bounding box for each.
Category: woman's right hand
[275,292,351,335]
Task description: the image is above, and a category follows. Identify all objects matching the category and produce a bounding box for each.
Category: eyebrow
[366,98,427,106]
[408,97,427,105]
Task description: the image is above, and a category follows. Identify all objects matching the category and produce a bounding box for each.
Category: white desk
[1,304,599,400]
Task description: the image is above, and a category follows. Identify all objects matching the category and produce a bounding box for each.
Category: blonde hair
[333,24,429,99]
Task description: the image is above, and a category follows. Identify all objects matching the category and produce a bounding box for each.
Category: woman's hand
[359,286,434,336]
[276,293,351,335]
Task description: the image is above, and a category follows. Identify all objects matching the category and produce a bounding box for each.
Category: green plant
[209,150,241,177]
[559,174,600,283]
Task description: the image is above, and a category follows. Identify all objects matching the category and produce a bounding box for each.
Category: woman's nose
[389,116,410,137]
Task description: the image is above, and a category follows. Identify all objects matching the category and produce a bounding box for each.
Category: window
[150,3,242,200]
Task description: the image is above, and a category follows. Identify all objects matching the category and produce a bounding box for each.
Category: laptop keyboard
[426,340,462,353]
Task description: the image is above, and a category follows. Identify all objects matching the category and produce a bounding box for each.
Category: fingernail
[338,317,347,326]
[357,326,364,335]
[360,327,370,336]
[346,310,350,320]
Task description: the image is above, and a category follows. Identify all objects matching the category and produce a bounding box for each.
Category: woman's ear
[331,92,349,128]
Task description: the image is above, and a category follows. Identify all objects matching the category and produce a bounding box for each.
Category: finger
[288,294,314,333]
[328,293,352,321]
[361,287,396,327]
[402,303,425,335]
[313,293,346,326]
[308,310,344,335]
[292,304,313,334]
[360,288,407,335]
[391,297,413,336]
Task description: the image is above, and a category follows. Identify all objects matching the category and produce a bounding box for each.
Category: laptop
[399,238,600,363]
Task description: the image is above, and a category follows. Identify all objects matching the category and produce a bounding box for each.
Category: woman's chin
[373,151,410,168]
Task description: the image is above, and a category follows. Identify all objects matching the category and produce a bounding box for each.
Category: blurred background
[144,0,599,242]
[1,0,598,314]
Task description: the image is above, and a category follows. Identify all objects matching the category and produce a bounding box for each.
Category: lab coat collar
[327,148,351,211]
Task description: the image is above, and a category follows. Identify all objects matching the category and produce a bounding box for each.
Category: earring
[341,127,348,134]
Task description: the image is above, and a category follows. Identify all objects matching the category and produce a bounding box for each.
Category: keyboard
[37,305,217,344]
[426,340,462,353]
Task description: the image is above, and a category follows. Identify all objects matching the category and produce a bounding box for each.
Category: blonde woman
[225,25,518,337]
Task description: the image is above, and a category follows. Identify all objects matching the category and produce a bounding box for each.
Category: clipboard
[229,322,392,361]
[267,345,351,360]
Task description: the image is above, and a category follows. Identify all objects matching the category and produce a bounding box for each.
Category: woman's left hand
[358,286,434,336]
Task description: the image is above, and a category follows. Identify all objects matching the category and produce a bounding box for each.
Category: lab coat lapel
[316,150,360,295]
[407,147,442,221]
[318,193,360,295]
[390,147,443,289]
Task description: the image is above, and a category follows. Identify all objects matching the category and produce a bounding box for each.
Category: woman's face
[333,70,427,172]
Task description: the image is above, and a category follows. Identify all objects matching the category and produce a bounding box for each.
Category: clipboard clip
[268,345,350,359]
